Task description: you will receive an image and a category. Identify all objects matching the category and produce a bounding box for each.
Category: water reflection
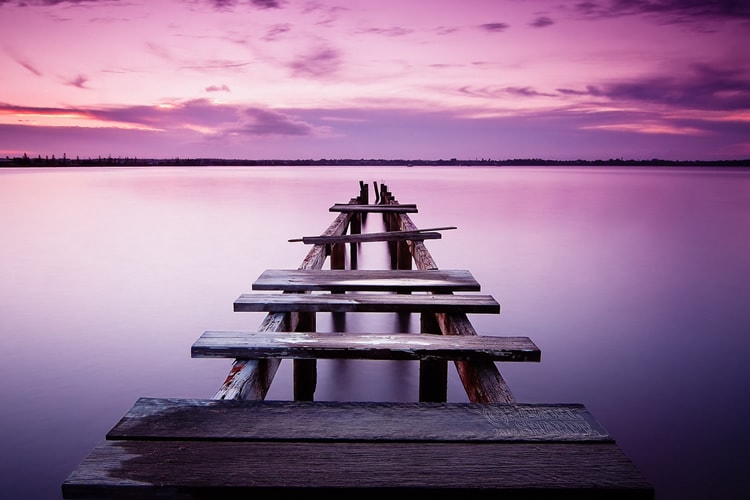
[0,166,748,499]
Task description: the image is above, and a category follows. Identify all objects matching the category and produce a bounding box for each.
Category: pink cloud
[288,46,341,78]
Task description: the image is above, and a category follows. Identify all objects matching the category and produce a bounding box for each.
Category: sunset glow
[1,0,749,160]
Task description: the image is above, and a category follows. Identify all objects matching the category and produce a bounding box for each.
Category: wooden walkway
[62,181,654,499]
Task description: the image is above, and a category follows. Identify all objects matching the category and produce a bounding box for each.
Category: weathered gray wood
[107,399,611,442]
[330,203,418,213]
[213,199,355,400]
[292,230,442,245]
[63,441,653,499]
[234,292,500,314]
[252,269,481,292]
[394,207,517,403]
[192,331,541,362]
[65,400,653,498]
[211,312,296,400]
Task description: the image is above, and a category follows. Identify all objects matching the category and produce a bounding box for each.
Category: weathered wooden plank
[63,441,653,499]
[293,230,442,245]
[192,331,540,362]
[233,292,500,314]
[330,203,418,213]
[107,399,609,442]
[289,226,457,243]
[252,269,481,292]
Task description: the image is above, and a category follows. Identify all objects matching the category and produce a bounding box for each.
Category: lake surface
[1,165,748,499]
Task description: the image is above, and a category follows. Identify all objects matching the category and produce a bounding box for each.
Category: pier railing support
[213,199,355,401]
[382,191,516,403]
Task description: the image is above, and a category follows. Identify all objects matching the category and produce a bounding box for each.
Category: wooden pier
[62,182,654,499]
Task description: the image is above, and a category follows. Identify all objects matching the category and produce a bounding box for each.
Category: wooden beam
[107,399,610,442]
[291,231,441,245]
[330,203,418,213]
[213,198,355,400]
[63,441,654,499]
[192,331,541,362]
[252,269,481,292]
[393,204,518,403]
[234,292,501,314]
[64,399,653,499]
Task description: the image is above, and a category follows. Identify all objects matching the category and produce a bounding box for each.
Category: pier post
[419,312,448,402]
[294,311,317,401]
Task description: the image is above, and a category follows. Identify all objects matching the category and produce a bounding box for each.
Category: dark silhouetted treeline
[2,154,749,168]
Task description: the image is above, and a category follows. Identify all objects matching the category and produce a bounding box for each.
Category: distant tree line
[2,154,748,168]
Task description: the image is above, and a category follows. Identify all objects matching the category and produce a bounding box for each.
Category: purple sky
[1,0,749,161]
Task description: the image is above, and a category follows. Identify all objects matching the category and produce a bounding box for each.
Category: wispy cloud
[3,101,749,160]
[251,0,283,9]
[561,64,750,111]
[573,0,750,23]
[146,41,251,73]
[65,74,89,88]
[205,84,230,92]
[434,26,458,35]
[202,0,284,11]
[360,27,413,37]
[0,0,102,5]
[263,23,291,41]
[458,85,555,98]
[232,108,313,135]
[0,99,319,137]
[288,46,341,78]
[479,22,510,33]
[530,15,554,28]
[4,47,43,76]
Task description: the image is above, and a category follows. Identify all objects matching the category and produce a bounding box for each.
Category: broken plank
[292,231,441,245]
[191,331,540,362]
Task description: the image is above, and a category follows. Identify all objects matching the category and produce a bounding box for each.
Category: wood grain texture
[63,441,653,499]
[252,269,481,292]
[106,399,610,442]
[213,199,354,400]
[191,331,540,361]
[294,230,441,244]
[64,399,653,498]
[233,292,500,314]
[393,207,517,403]
[330,203,418,213]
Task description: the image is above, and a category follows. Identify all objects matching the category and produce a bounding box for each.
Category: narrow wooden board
[293,231,441,245]
[63,441,653,499]
[106,399,607,442]
[191,331,540,362]
[252,269,481,292]
[233,292,501,314]
[330,203,418,213]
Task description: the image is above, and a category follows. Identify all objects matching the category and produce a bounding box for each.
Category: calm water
[1,165,748,499]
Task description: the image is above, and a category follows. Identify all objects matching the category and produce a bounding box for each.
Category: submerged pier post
[293,311,317,401]
[419,311,448,402]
